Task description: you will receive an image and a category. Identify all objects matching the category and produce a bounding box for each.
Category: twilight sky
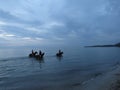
[0,0,120,47]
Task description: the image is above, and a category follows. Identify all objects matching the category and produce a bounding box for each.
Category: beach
[77,64,120,90]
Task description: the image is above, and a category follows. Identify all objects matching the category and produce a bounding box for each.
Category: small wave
[94,72,103,77]
[45,55,57,58]
[0,76,9,80]
[81,72,103,85]
[72,82,82,87]
[0,56,28,62]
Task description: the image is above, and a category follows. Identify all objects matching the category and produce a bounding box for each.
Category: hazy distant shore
[85,42,120,48]
[85,45,115,47]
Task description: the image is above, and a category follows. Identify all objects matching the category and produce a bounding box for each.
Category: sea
[0,46,120,90]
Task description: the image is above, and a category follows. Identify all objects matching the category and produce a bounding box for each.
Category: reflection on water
[37,58,45,69]
[30,55,63,69]
[56,56,63,62]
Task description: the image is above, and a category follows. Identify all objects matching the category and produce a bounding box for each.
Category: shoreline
[75,65,120,90]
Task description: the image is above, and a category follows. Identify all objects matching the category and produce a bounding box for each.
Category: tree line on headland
[85,42,120,48]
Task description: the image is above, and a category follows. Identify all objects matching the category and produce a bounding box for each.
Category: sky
[0,0,120,47]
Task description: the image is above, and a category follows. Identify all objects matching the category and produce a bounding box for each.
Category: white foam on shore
[73,65,120,90]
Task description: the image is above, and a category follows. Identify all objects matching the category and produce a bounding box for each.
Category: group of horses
[29,50,63,60]
[29,50,45,60]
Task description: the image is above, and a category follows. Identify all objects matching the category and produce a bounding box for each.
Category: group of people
[29,50,45,60]
[29,49,63,60]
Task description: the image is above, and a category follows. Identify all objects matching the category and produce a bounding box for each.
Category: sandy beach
[74,64,120,90]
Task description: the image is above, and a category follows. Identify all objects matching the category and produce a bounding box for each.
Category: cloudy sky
[0,0,120,47]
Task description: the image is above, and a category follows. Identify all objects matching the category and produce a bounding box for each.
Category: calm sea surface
[0,47,120,90]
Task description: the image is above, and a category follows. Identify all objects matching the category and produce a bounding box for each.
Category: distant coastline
[85,42,120,48]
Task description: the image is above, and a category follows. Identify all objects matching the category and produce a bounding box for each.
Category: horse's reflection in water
[56,56,63,62]
[38,58,44,69]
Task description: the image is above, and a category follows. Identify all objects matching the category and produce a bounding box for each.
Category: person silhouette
[39,50,42,55]
[32,50,34,55]
[59,50,61,54]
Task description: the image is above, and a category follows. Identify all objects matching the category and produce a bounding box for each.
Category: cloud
[0,21,6,26]
[0,0,120,47]
[0,30,16,39]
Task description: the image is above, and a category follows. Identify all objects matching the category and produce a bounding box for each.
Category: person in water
[39,50,42,55]
[32,50,34,55]
[56,49,63,57]
[59,50,61,54]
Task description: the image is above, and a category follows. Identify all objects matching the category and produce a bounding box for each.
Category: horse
[56,52,63,57]
[29,51,38,58]
[35,52,45,60]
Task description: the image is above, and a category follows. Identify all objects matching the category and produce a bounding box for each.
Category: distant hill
[115,43,120,47]
[85,42,120,47]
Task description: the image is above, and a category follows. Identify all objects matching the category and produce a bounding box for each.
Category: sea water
[0,46,120,90]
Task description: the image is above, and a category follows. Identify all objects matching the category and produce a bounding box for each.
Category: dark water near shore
[0,47,120,90]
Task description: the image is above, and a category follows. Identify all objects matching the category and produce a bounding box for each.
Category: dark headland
[85,42,120,48]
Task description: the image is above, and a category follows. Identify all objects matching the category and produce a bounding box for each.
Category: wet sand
[75,65,120,90]
[110,74,120,90]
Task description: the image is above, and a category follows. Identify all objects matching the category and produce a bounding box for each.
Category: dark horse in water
[29,50,45,60]
[56,50,63,57]
[35,53,45,60]
[29,51,38,58]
